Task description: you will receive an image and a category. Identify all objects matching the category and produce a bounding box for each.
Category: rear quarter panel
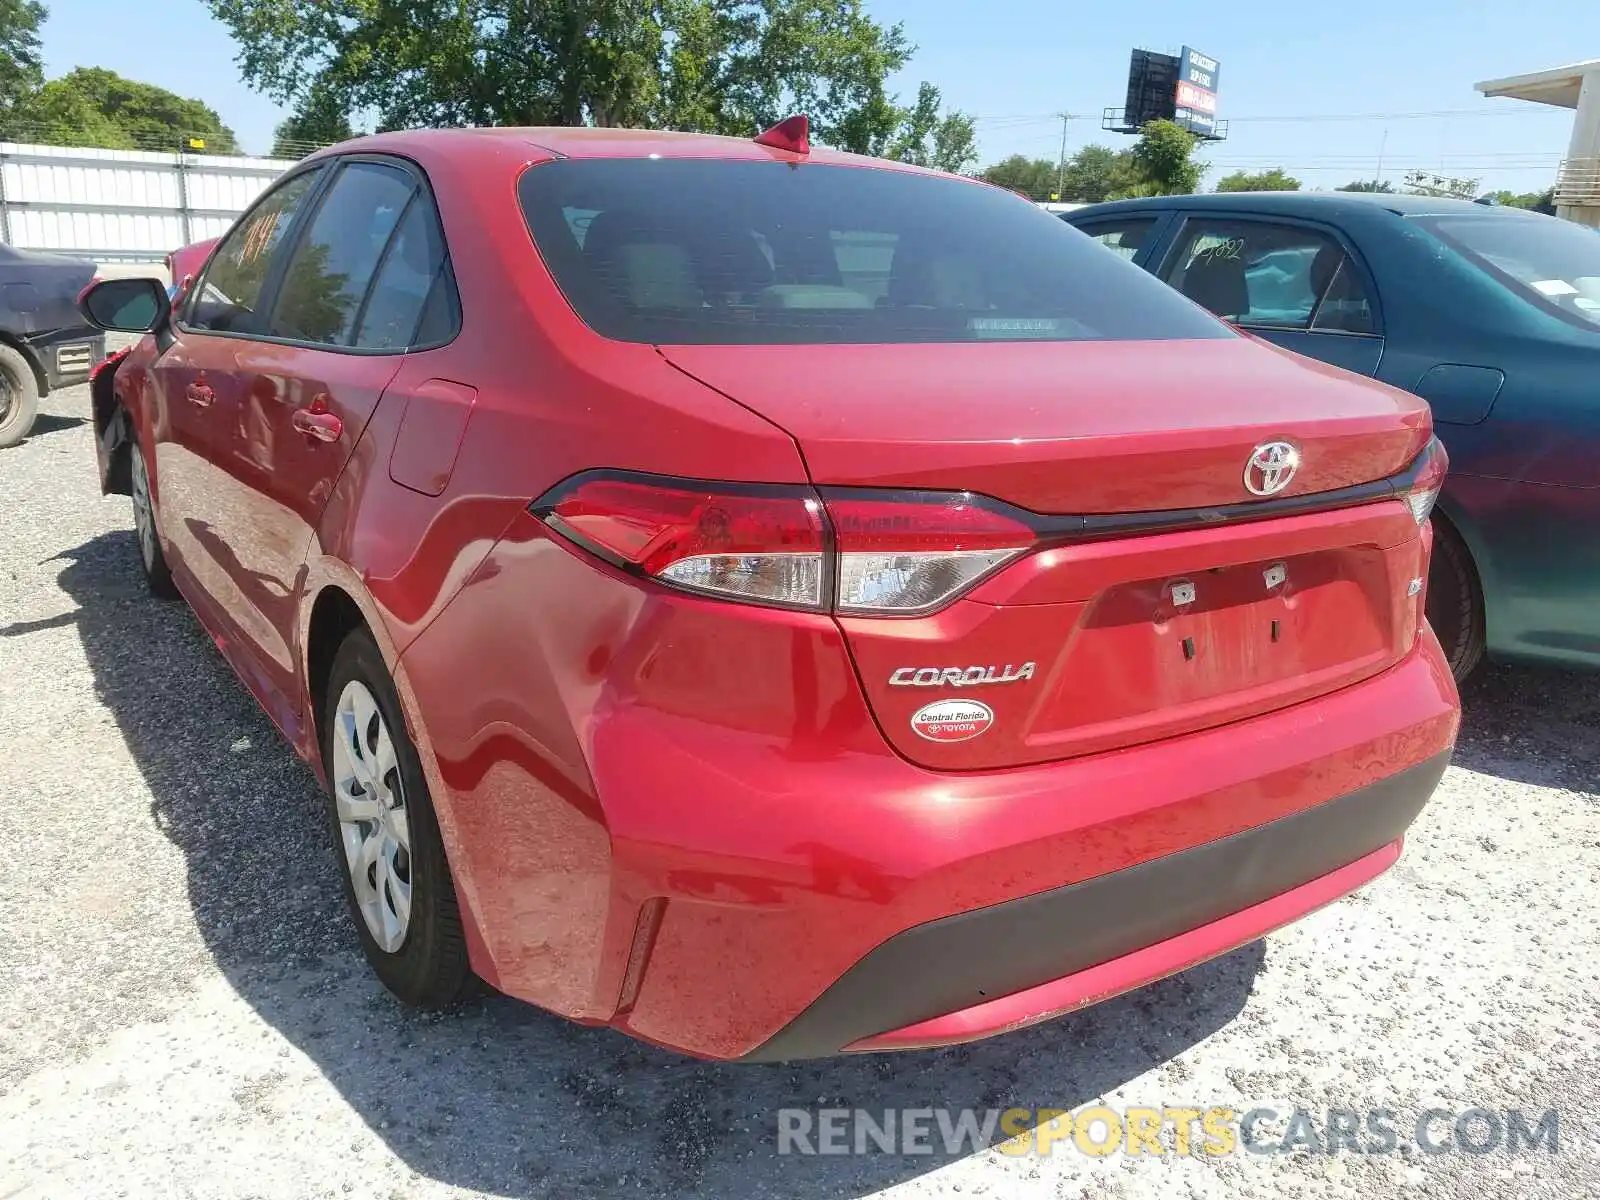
[300,135,813,700]
[1354,213,1600,665]
[1430,337,1600,665]
[298,136,813,999]
[1,254,96,338]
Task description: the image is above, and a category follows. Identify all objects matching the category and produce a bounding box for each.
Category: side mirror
[78,277,171,334]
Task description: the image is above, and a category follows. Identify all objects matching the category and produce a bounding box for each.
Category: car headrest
[581,209,671,266]
[1180,251,1249,319]
[693,229,774,298]
[886,239,988,308]
[581,210,702,310]
[1309,244,1344,299]
[393,212,435,276]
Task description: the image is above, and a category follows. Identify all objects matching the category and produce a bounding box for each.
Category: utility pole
[1376,128,1388,187]
[1055,113,1072,201]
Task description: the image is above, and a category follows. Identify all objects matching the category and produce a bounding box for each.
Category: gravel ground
[2,375,1599,1200]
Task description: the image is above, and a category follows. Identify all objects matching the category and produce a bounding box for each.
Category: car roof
[309,124,945,175]
[1065,191,1550,222]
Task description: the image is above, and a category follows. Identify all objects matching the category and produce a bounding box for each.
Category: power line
[1226,107,1564,124]
[1211,163,1559,173]
[1202,152,1561,163]
[975,106,1564,127]
[971,114,1062,126]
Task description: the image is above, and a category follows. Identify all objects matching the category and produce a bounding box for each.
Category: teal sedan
[1065,193,1600,680]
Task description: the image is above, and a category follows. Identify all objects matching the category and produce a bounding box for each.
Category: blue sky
[38,0,1599,194]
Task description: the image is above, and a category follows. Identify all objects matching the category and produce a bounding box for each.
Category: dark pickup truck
[1,245,106,447]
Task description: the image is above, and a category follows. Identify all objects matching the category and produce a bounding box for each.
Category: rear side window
[270,162,417,345]
[187,168,323,335]
[1074,217,1160,261]
[352,194,460,349]
[1162,219,1376,335]
[517,160,1228,345]
[1418,213,1600,330]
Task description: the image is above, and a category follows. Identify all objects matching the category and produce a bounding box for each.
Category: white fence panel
[0,142,296,261]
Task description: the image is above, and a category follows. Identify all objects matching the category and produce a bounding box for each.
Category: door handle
[185,382,214,407]
[292,407,343,443]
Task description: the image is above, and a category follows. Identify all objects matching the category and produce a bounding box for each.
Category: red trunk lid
[662,338,1435,770]
[662,339,1429,513]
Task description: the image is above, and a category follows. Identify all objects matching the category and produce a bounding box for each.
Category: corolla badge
[889,663,1036,687]
[911,699,994,742]
[1244,441,1300,497]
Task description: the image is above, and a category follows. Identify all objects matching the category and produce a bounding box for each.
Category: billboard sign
[1174,46,1220,135]
[1175,82,1217,113]
[1123,49,1181,130]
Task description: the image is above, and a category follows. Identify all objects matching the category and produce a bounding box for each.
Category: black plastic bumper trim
[741,750,1450,1061]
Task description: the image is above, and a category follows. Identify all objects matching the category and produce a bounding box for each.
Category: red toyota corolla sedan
[77,122,1459,1061]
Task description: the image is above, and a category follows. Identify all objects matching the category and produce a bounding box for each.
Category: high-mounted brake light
[532,473,1038,616]
[1401,437,1448,527]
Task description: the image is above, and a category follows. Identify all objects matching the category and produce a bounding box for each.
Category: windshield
[517,159,1230,345]
[1419,213,1600,329]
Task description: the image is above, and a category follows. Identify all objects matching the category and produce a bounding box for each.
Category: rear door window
[1417,212,1600,330]
[269,161,418,346]
[517,160,1229,345]
[352,190,460,350]
[1072,217,1162,262]
[1161,218,1377,335]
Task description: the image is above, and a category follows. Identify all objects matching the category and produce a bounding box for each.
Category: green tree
[1215,168,1300,192]
[206,0,916,154]
[13,81,131,148]
[979,144,1142,202]
[1404,171,1479,200]
[1124,120,1203,196]
[16,67,239,151]
[978,154,1057,199]
[1060,144,1134,203]
[271,85,357,158]
[1337,179,1396,193]
[0,0,46,138]
[1484,187,1556,213]
[927,109,978,175]
[884,82,976,174]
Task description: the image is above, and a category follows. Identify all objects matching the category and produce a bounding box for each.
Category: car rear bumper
[747,753,1444,1059]
[31,326,105,390]
[398,536,1459,1061]
[609,638,1454,1059]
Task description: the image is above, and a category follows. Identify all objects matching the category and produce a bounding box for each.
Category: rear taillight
[536,473,827,609]
[533,473,1036,615]
[823,491,1035,615]
[1401,437,1448,526]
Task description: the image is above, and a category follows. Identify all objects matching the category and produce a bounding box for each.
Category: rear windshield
[1419,213,1600,330]
[517,159,1229,345]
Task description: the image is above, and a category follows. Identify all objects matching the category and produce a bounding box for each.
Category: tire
[0,343,40,448]
[321,628,474,1008]
[1425,517,1485,683]
[128,438,180,599]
